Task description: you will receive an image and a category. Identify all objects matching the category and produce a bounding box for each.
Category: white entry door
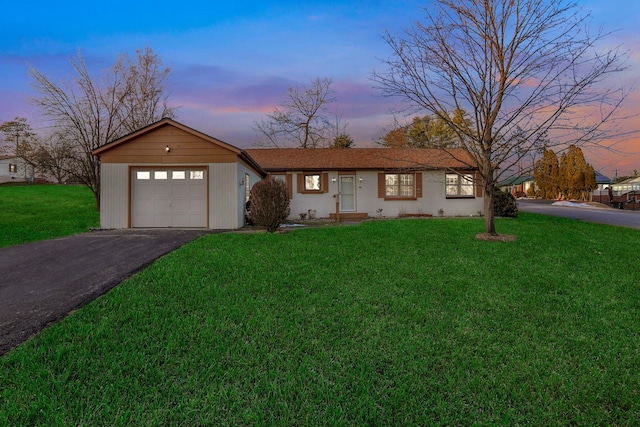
[339,176,356,212]
[131,168,207,228]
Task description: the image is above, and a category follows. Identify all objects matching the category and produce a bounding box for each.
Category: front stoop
[329,212,369,221]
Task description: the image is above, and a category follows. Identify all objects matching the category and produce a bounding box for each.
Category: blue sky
[1,0,639,177]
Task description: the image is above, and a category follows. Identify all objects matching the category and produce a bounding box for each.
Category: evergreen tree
[533,149,559,199]
[331,133,355,148]
[381,109,472,148]
[559,145,592,200]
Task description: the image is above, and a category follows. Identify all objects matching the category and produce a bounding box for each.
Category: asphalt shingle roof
[245,148,476,172]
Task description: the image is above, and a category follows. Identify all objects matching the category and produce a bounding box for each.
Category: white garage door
[131,168,207,228]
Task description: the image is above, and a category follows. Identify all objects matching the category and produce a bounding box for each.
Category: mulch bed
[476,233,517,242]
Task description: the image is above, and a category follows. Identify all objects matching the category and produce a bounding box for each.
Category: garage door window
[155,171,168,180]
[190,171,204,180]
[172,171,186,179]
[137,171,150,180]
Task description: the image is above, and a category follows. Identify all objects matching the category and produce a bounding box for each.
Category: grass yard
[0,184,99,248]
[1,215,639,425]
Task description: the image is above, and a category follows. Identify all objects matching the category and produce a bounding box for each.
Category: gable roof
[595,172,610,184]
[91,118,264,174]
[499,175,534,186]
[244,148,477,172]
[92,118,244,156]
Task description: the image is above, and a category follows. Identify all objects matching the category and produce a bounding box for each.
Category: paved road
[518,200,640,229]
[0,229,217,356]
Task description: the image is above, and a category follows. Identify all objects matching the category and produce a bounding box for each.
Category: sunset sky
[1,0,638,178]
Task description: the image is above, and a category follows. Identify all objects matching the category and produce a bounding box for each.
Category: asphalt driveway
[0,229,217,356]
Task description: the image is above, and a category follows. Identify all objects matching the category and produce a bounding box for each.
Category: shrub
[249,178,290,232]
[493,188,518,218]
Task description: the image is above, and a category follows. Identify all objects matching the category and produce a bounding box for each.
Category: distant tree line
[532,145,597,200]
[378,109,473,149]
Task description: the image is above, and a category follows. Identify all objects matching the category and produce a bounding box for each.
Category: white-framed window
[385,173,415,198]
[304,174,321,191]
[172,171,186,179]
[9,164,17,173]
[154,171,168,180]
[446,173,474,197]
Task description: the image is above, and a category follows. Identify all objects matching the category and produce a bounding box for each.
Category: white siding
[209,163,239,229]
[100,163,129,229]
[285,170,484,220]
[0,157,34,183]
[237,163,261,227]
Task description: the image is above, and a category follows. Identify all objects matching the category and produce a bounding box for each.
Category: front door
[339,175,356,212]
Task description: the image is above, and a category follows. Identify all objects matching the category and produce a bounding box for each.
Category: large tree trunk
[483,161,497,235]
[483,186,496,235]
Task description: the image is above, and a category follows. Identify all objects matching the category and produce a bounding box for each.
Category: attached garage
[92,119,264,230]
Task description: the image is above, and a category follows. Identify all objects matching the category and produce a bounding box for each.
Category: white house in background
[92,119,264,230]
[0,156,34,183]
[246,148,484,221]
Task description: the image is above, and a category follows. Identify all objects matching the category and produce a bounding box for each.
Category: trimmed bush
[493,188,518,218]
[249,178,291,232]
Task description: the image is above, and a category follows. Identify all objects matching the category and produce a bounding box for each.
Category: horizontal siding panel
[100,126,240,164]
[101,154,237,164]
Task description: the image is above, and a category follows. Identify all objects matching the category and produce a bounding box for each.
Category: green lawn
[1,214,639,425]
[0,184,99,247]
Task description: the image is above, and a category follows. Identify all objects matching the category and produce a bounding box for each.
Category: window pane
[172,171,186,179]
[136,171,150,180]
[460,174,474,196]
[190,171,204,180]
[400,174,414,197]
[385,174,398,196]
[271,175,285,182]
[154,171,168,180]
[446,173,474,196]
[305,174,321,191]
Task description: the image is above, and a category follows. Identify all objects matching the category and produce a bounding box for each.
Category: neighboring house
[92,119,264,229]
[590,171,612,198]
[594,172,611,193]
[0,156,34,183]
[499,175,535,197]
[593,176,640,209]
[246,148,484,221]
[610,177,640,195]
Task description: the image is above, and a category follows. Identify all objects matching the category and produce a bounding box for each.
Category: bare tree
[254,77,335,148]
[30,132,76,183]
[0,117,36,157]
[115,47,176,134]
[372,0,628,236]
[30,47,175,209]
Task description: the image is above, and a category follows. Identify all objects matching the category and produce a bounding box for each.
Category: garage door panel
[132,168,207,228]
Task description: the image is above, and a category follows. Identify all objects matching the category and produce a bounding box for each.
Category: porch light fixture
[165,145,170,153]
[359,177,363,183]
[332,177,336,183]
